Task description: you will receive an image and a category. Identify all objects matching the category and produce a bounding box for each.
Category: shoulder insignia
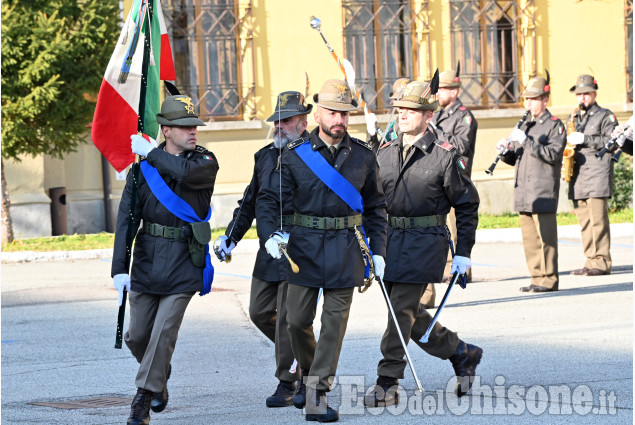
[379,141,392,150]
[194,145,214,159]
[351,137,373,150]
[287,137,308,150]
[459,106,466,111]
[558,125,564,135]
[609,114,616,122]
[551,116,558,121]
[435,140,456,152]
[456,156,468,171]
[464,116,472,125]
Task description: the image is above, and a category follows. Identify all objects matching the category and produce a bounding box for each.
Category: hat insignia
[175,96,195,114]
[335,83,349,101]
[279,93,294,108]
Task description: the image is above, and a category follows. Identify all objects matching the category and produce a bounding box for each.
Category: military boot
[127,388,153,425]
[363,375,399,407]
[305,387,339,422]
[293,368,309,409]
[266,380,296,407]
[449,341,483,396]
[151,364,170,413]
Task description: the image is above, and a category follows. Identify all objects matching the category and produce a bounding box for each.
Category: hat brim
[266,105,313,122]
[391,100,438,111]
[521,90,546,98]
[156,115,206,126]
[570,85,597,94]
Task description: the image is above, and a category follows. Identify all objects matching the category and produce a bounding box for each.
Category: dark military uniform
[568,103,618,273]
[375,129,479,378]
[224,132,310,385]
[502,110,566,290]
[432,98,478,177]
[432,97,478,289]
[256,127,387,391]
[112,142,218,392]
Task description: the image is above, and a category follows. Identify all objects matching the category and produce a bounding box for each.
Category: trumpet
[485,110,530,176]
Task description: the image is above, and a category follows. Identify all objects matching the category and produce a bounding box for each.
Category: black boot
[305,388,339,422]
[449,341,483,396]
[266,380,296,407]
[293,368,309,409]
[127,388,153,425]
[363,376,399,407]
[151,364,170,413]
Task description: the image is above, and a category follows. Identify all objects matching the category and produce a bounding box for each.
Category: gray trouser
[378,282,460,379]
[286,284,354,391]
[249,277,299,382]
[125,291,194,393]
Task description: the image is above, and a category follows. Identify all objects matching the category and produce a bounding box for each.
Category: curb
[2,223,632,264]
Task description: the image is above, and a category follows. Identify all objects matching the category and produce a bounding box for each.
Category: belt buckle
[154,224,164,236]
[166,227,176,238]
[395,217,405,229]
[324,217,335,230]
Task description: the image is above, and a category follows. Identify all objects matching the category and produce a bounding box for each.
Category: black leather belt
[388,215,447,229]
[293,213,362,230]
[141,221,191,239]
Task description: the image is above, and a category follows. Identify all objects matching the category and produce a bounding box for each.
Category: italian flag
[92,0,176,172]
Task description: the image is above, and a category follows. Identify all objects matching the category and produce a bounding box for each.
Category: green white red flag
[91,0,176,172]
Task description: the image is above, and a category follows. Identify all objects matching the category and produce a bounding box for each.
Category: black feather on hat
[430,69,439,95]
[456,61,460,80]
[164,81,180,96]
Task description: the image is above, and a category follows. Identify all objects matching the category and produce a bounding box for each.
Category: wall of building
[5,0,632,237]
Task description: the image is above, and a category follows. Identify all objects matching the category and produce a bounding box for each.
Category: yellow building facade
[5,0,632,237]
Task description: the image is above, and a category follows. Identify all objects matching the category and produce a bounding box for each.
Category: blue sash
[294,140,373,277]
[140,161,214,296]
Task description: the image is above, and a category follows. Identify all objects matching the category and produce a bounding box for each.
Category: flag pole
[115,0,153,349]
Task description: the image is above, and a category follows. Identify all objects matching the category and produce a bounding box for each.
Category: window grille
[162,0,255,120]
[342,0,431,113]
[449,0,535,108]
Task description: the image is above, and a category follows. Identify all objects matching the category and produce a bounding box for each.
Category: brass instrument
[561,106,579,182]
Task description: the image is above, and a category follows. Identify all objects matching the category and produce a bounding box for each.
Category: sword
[419,271,462,344]
[376,273,424,394]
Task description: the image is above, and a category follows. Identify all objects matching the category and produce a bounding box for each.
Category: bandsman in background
[423,62,478,308]
[365,78,482,408]
[213,91,312,407]
[497,73,566,292]
[365,77,411,152]
[566,75,618,276]
[257,79,387,422]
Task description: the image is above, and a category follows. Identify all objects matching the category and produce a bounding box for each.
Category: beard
[273,126,302,148]
[321,123,346,140]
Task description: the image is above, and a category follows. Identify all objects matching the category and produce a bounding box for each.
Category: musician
[497,73,566,292]
[566,75,618,276]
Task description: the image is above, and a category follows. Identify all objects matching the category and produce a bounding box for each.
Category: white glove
[611,125,625,139]
[113,273,131,306]
[509,128,527,145]
[495,138,511,152]
[450,255,471,275]
[372,255,385,280]
[131,134,156,156]
[365,109,378,136]
[567,131,585,146]
[264,231,289,259]
[213,235,236,262]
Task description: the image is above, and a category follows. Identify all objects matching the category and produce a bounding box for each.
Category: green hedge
[610,155,633,212]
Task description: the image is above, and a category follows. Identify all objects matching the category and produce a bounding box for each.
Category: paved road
[1,226,633,424]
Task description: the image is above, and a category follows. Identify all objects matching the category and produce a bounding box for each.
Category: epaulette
[351,137,373,151]
[194,145,215,160]
[287,137,307,150]
[435,140,456,152]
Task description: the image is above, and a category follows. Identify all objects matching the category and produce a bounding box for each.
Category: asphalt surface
[1,224,633,424]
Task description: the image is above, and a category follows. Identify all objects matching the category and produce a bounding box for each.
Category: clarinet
[596,126,632,160]
[485,110,530,176]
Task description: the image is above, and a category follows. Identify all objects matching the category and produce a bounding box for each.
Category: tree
[1,0,119,242]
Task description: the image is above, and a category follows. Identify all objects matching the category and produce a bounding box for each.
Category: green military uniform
[567,75,618,275]
[500,75,566,292]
